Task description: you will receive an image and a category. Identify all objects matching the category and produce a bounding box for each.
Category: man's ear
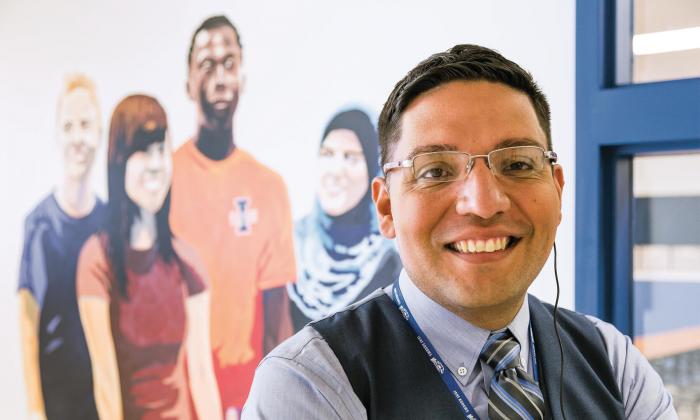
[553,164,565,224]
[185,75,194,101]
[372,176,395,239]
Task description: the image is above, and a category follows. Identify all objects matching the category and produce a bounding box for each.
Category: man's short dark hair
[377,44,552,167]
[187,15,242,69]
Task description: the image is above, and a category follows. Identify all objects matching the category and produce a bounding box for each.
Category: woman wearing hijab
[287,109,402,331]
[76,95,222,420]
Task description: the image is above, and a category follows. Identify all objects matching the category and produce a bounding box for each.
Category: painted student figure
[18,74,104,420]
[77,95,222,420]
[287,109,402,331]
[171,16,296,417]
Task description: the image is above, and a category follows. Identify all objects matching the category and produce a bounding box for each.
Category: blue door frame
[575,0,700,335]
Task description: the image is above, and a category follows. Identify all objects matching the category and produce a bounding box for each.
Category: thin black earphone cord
[552,241,567,420]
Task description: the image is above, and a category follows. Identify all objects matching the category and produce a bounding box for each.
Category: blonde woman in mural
[76,95,222,420]
[18,74,104,420]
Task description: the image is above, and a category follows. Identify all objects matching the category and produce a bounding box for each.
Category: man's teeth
[452,237,511,254]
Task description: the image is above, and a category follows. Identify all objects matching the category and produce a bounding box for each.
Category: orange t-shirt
[170,141,296,408]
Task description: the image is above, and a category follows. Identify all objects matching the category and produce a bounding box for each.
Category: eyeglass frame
[381,145,558,182]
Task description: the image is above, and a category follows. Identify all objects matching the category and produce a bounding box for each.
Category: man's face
[187,26,242,130]
[373,80,564,316]
[57,88,101,181]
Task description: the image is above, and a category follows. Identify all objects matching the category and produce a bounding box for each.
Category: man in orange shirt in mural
[170,15,296,419]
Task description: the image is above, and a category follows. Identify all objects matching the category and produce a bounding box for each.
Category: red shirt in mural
[77,235,206,420]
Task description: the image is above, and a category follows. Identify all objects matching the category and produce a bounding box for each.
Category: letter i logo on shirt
[228,197,259,236]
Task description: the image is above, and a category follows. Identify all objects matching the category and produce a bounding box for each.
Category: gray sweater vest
[312,292,625,419]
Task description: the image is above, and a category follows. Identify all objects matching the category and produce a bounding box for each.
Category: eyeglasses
[382,145,557,184]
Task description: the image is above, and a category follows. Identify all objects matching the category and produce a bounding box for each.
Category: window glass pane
[633,152,700,418]
[632,0,700,83]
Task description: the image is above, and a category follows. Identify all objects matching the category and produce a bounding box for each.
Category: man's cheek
[199,83,209,107]
[190,74,204,94]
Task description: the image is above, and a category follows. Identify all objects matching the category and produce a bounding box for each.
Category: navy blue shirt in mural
[18,194,105,420]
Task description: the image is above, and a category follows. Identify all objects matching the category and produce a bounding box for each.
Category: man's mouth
[212,100,232,110]
[446,236,519,254]
[71,155,88,164]
[69,146,92,161]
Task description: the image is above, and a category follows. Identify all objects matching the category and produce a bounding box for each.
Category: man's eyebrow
[195,50,240,65]
[399,139,544,161]
[194,50,212,64]
[495,138,545,149]
[405,144,457,160]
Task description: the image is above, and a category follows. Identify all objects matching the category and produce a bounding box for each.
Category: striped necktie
[480,330,545,420]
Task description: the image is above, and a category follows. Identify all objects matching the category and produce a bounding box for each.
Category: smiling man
[242,45,676,419]
[170,15,296,419]
[18,74,104,420]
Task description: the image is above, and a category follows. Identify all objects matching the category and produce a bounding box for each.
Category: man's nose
[68,130,84,146]
[454,158,511,219]
[215,64,227,86]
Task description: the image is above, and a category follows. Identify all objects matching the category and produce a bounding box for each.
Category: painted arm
[263,286,293,354]
[185,291,223,420]
[260,179,296,354]
[78,297,123,420]
[18,290,46,420]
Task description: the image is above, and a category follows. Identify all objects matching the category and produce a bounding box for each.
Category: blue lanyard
[391,279,539,420]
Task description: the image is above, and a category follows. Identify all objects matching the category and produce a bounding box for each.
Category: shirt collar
[387,269,531,386]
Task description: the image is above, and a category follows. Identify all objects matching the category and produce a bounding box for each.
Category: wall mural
[16,15,399,420]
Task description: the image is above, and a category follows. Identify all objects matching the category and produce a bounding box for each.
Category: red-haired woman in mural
[76,95,222,420]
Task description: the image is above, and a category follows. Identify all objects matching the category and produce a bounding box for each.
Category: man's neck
[406,275,525,331]
[55,177,95,218]
[195,125,235,161]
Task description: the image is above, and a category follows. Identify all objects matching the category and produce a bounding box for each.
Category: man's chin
[65,165,90,181]
[440,285,524,317]
[205,113,234,129]
[200,89,238,127]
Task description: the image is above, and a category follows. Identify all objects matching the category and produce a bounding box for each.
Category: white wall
[0,0,575,415]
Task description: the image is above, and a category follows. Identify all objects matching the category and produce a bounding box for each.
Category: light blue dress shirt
[242,270,677,419]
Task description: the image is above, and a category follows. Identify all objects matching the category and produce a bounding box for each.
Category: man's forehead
[60,88,98,117]
[396,138,545,161]
[194,26,239,51]
[392,81,547,157]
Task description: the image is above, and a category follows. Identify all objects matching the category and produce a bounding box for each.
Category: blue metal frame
[575,0,700,334]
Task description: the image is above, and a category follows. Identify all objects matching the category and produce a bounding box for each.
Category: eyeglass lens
[412,146,547,183]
